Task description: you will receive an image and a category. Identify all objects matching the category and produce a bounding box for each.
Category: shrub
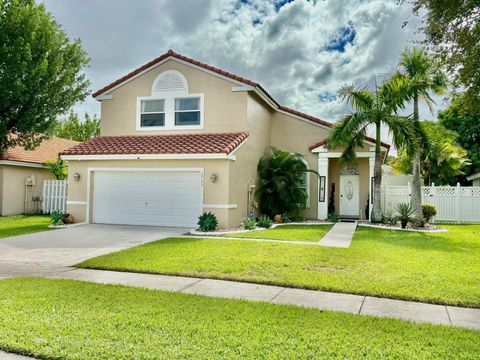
[382,209,397,226]
[422,204,437,223]
[44,159,68,180]
[291,215,305,222]
[327,212,339,223]
[257,215,273,229]
[242,217,257,230]
[197,212,218,232]
[50,211,64,225]
[256,148,317,217]
[282,213,292,223]
[395,203,417,229]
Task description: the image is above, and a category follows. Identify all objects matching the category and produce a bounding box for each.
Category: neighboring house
[0,137,79,216]
[467,172,480,187]
[61,50,389,228]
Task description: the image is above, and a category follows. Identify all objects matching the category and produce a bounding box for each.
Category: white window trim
[136,93,204,131]
[138,98,165,128]
[301,159,311,208]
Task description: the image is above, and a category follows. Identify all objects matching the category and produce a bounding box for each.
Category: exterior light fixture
[74,173,81,181]
[210,173,218,183]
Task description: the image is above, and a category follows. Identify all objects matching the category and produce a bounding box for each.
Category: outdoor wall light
[74,173,81,181]
[210,173,218,183]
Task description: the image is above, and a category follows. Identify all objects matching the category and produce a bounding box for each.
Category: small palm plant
[395,203,417,229]
[256,148,317,218]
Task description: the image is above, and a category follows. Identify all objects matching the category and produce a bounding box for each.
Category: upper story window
[175,97,200,125]
[140,99,165,127]
[136,70,203,131]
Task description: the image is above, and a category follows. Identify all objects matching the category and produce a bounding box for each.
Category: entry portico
[310,141,389,220]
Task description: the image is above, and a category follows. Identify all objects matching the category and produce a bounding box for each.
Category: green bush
[327,213,339,223]
[197,212,218,232]
[395,203,417,229]
[257,215,273,229]
[50,211,64,225]
[422,204,437,223]
[282,213,293,223]
[242,217,257,230]
[382,209,397,226]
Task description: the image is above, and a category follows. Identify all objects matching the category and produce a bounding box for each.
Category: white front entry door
[339,175,360,217]
[93,170,203,227]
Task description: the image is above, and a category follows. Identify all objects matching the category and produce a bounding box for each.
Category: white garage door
[93,170,203,227]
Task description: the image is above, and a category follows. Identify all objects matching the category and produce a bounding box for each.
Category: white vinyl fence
[382,184,480,223]
[42,180,68,214]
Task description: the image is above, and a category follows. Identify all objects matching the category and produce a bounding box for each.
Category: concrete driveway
[0,224,187,278]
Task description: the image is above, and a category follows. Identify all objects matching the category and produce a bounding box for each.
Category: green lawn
[222,224,333,242]
[0,278,478,359]
[79,225,480,307]
[0,215,51,238]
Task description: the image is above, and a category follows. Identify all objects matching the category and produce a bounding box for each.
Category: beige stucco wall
[66,159,235,226]
[0,164,53,216]
[271,112,331,219]
[100,60,248,136]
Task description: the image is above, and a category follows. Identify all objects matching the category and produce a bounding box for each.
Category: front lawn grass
[0,215,51,238]
[222,224,333,242]
[78,225,480,307]
[0,278,478,359]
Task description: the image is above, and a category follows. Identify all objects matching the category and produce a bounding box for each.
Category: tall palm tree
[328,80,415,223]
[393,48,447,224]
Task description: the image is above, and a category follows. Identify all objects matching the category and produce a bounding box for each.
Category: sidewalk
[47,268,480,330]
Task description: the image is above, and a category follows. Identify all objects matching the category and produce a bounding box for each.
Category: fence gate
[382,184,480,223]
[42,180,68,214]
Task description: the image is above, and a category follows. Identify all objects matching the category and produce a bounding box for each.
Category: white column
[368,155,375,220]
[317,155,329,219]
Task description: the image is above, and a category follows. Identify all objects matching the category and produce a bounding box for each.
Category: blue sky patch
[318,92,337,102]
[326,22,357,52]
[274,0,295,12]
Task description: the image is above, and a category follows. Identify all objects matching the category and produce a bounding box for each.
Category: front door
[340,175,359,217]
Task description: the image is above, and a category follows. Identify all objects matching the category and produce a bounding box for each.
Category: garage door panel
[93,171,203,227]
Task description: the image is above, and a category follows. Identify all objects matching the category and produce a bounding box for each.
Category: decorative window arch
[151,70,189,96]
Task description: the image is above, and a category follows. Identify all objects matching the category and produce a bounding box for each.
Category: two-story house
[61,50,389,228]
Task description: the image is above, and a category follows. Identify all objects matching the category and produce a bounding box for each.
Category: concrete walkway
[319,221,357,248]
[44,268,480,330]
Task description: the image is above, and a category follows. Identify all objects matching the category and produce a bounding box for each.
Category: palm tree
[393,48,447,224]
[328,80,415,223]
[256,148,317,218]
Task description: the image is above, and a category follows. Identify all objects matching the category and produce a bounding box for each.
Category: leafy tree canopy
[54,112,100,142]
[391,121,470,185]
[0,0,90,151]
[44,158,67,180]
[402,0,480,112]
[438,94,480,176]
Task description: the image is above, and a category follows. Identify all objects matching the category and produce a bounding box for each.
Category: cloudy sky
[42,0,447,127]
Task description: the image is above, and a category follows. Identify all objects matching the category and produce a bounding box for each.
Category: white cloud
[42,0,446,133]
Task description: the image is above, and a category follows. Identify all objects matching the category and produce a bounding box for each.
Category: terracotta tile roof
[1,137,80,165]
[60,132,249,156]
[92,49,390,149]
[308,137,391,151]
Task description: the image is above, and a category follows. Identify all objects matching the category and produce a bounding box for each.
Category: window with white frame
[300,160,310,208]
[140,99,165,127]
[175,97,201,126]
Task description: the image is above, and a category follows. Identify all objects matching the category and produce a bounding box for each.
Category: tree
[391,121,470,185]
[328,80,415,223]
[256,148,316,218]
[55,112,100,141]
[401,0,480,112]
[44,158,67,180]
[439,95,480,178]
[0,0,90,152]
[392,48,447,225]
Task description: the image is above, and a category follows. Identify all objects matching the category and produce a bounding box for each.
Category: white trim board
[0,160,47,169]
[62,153,237,161]
[203,204,238,209]
[66,200,87,206]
